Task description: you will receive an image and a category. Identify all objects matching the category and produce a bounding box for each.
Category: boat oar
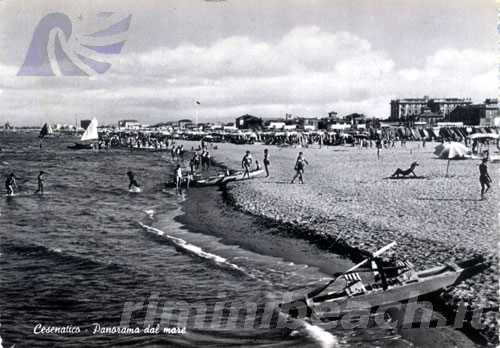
[306,241,396,299]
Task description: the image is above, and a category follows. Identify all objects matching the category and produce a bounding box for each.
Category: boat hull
[68,143,93,150]
[280,260,488,320]
[164,169,264,188]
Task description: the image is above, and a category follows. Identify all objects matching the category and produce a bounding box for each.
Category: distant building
[266,120,286,130]
[343,113,366,126]
[177,119,193,129]
[298,117,320,130]
[118,119,141,129]
[390,96,472,123]
[328,111,338,118]
[447,99,499,126]
[235,114,263,130]
[415,107,444,127]
[80,120,91,129]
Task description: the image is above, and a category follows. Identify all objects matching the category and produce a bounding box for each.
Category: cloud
[1,26,497,125]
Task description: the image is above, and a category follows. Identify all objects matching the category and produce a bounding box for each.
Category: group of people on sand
[240,149,310,184]
[4,171,46,196]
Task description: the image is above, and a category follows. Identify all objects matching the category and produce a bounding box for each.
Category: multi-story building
[390,96,472,123]
[447,99,499,126]
[235,114,263,130]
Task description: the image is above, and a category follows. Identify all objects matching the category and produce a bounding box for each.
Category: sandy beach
[178,139,499,342]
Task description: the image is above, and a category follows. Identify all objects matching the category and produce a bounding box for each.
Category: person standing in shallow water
[291,152,309,184]
[175,164,183,194]
[35,171,46,194]
[5,173,17,196]
[263,148,270,177]
[127,171,140,190]
[479,158,492,199]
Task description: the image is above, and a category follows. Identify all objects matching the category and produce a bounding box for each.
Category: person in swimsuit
[479,158,492,199]
[241,151,253,179]
[175,165,183,194]
[263,148,270,177]
[376,138,382,159]
[127,171,140,190]
[291,152,309,184]
[5,173,17,196]
[35,171,46,194]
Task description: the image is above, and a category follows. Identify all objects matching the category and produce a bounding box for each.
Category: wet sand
[178,140,499,343]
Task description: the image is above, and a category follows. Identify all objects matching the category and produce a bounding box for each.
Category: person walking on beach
[241,151,253,179]
[127,171,140,191]
[479,158,492,199]
[201,150,210,170]
[175,164,183,194]
[35,171,46,194]
[5,172,17,196]
[263,148,270,177]
[376,138,382,159]
[291,152,309,184]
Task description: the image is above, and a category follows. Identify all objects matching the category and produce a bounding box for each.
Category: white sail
[46,123,53,134]
[80,118,98,141]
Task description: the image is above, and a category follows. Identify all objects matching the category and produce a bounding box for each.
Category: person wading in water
[291,152,309,184]
[35,171,46,194]
[5,173,17,196]
[127,171,140,191]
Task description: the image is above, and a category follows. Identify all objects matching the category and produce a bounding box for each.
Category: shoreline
[222,183,495,345]
[173,182,485,347]
[174,140,498,345]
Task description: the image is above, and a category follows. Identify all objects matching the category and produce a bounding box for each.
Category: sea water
[0,132,470,348]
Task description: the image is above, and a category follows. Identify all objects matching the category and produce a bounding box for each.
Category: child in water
[35,171,46,194]
[5,173,17,196]
[127,171,140,191]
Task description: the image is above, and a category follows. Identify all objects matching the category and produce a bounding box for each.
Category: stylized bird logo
[18,12,132,76]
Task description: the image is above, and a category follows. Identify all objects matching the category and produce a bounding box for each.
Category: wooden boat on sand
[280,242,489,320]
[164,169,264,188]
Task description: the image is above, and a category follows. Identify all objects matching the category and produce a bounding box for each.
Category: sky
[0,0,497,126]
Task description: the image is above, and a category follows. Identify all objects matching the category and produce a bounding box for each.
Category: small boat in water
[164,169,265,188]
[280,242,489,320]
[68,118,98,150]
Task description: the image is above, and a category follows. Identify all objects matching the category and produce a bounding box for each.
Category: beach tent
[434,142,469,176]
[468,133,499,141]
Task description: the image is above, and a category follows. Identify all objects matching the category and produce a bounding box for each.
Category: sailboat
[68,118,98,150]
[39,122,53,138]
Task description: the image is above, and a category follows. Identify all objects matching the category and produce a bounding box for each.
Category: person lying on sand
[390,161,419,178]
